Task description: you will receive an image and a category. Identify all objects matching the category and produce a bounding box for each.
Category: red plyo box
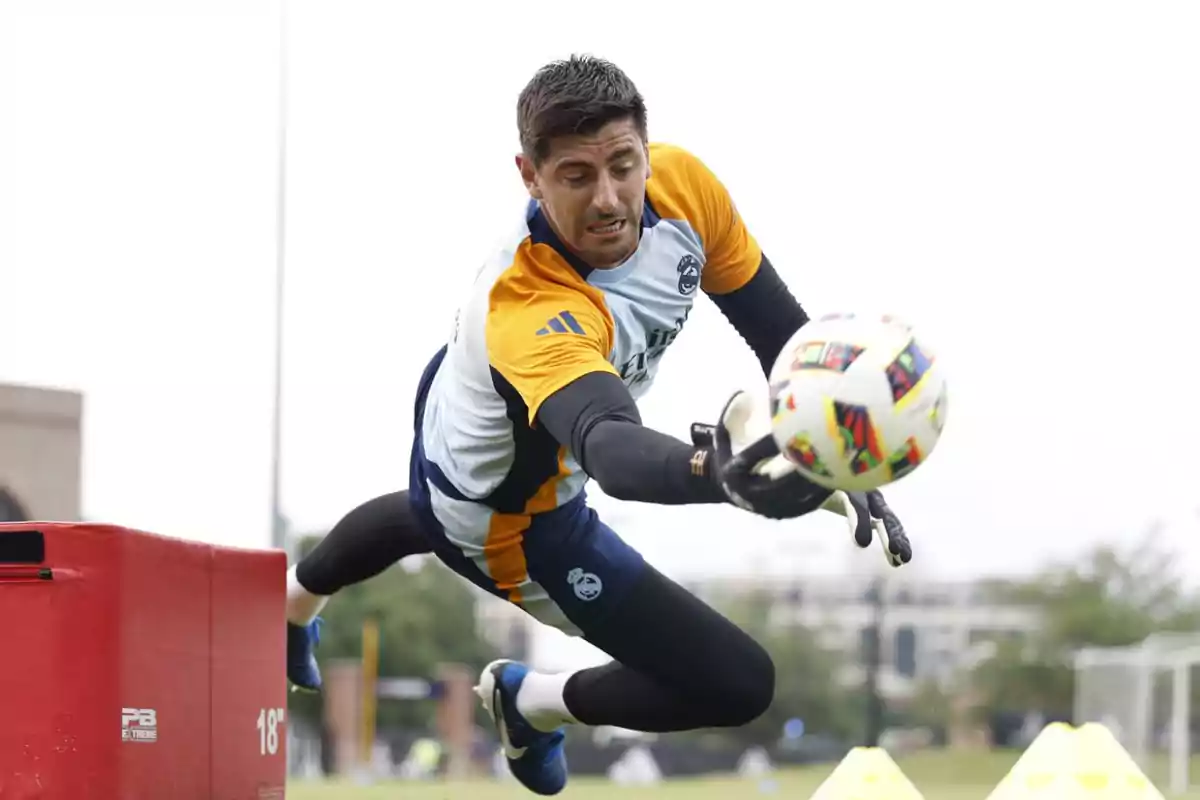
[210,543,288,800]
[0,523,287,800]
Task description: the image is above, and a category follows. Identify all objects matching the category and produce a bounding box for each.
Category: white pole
[1132,646,1152,766]
[268,0,290,557]
[1170,660,1189,795]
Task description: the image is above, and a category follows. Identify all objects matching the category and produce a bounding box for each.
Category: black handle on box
[0,529,45,564]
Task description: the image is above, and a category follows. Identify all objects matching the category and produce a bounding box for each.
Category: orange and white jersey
[418,144,762,531]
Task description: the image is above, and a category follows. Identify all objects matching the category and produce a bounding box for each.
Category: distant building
[0,381,83,521]
[684,572,1038,699]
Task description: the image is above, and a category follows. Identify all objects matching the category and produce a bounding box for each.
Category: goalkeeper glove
[691,390,833,520]
[694,390,913,567]
[820,489,912,568]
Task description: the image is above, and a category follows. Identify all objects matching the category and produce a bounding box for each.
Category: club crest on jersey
[567,568,603,602]
[676,254,701,295]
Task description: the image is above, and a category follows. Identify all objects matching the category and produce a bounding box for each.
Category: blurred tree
[971,526,1200,720]
[287,535,500,731]
[903,678,955,731]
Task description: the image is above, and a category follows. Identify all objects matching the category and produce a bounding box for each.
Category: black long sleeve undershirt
[537,372,725,504]
[535,254,810,506]
[710,253,810,378]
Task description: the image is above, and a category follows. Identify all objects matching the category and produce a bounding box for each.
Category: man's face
[518,118,649,269]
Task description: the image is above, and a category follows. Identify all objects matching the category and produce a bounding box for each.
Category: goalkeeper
[285,54,911,796]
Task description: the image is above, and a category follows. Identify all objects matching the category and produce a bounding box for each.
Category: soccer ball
[767,313,948,493]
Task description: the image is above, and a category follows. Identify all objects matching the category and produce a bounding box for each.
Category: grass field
[285,750,1200,799]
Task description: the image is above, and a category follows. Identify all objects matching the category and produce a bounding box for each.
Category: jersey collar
[526,196,661,280]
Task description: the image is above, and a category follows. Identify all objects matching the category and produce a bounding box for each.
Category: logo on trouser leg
[567,568,603,601]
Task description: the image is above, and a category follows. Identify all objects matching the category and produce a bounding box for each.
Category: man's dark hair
[517,55,648,166]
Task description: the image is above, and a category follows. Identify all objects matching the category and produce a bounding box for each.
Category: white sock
[286,565,329,625]
[515,670,578,733]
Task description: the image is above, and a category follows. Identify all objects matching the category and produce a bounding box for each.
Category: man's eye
[564,174,588,185]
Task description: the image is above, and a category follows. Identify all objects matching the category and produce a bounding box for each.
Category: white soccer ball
[768,313,948,493]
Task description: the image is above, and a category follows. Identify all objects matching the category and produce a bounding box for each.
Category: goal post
[1073,633,1200,796]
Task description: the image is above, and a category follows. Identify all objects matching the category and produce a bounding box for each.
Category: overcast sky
[2,0,1198,592]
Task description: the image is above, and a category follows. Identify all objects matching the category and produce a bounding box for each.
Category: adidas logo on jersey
[535,311,585,336]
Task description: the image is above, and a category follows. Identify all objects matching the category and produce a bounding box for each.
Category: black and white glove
[691,390,833,520]
[694,390,913,567]
[820,489,912,568]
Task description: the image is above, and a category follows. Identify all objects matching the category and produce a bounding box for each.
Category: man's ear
[516,153,543,200]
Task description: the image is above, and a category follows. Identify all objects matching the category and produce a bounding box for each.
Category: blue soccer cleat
[287,618,323,692]
[476,659,568,795]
